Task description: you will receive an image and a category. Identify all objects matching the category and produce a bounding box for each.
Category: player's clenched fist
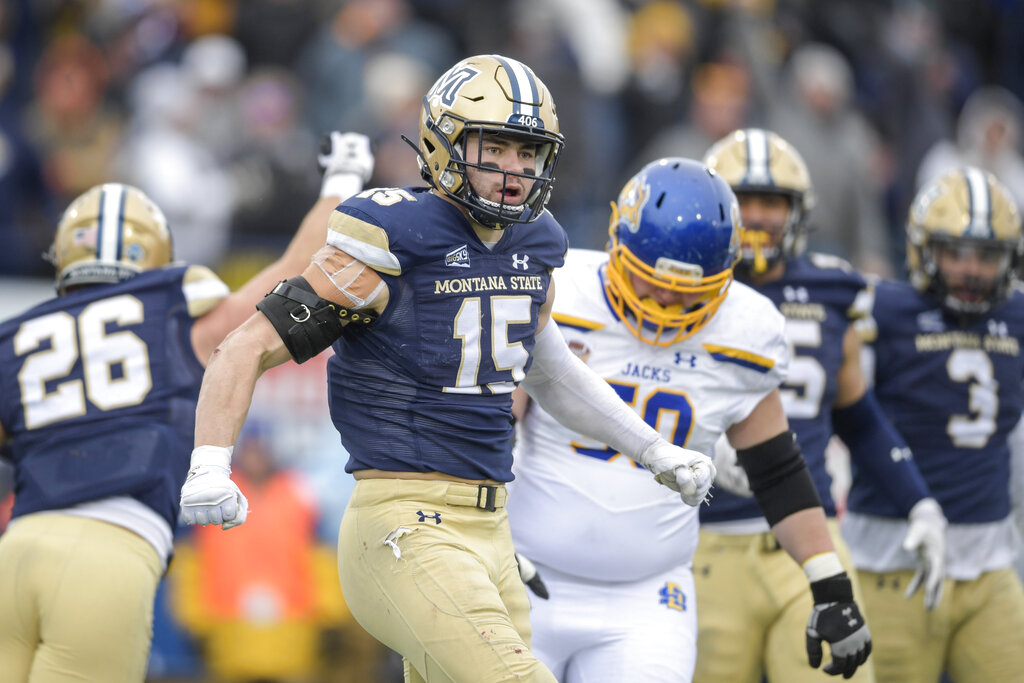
[638,439,716,506]
[179,445,248,530]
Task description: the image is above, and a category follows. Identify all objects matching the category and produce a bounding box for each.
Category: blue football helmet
[605,158,741,346]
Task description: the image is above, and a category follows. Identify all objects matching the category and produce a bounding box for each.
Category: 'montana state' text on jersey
[0,266,228,546]
[701,253,871,526]
[323,187,568,482]
[507,249,788,582]
[843,279,1024,578]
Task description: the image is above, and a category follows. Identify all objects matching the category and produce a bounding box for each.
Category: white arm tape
[522,320,661,460]
[312,247,386,309]
[189,445,234,470]
[803,551,845,583]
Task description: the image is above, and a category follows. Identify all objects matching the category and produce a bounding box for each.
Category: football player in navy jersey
[693,129,948,683]
[841,166,1024,683]
[177,55,718,683]
[0,132,374,683]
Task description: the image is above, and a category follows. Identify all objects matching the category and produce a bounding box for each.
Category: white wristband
[321,173,363,200]
[802,551,845,583]
[190,445,234,470]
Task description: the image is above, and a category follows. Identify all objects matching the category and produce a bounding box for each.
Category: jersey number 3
[947,348,998,448]
[16,294,152,429]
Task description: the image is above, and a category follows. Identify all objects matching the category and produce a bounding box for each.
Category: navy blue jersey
[323,187,568,481]
[702,253,869,523]
[847,280,1024,523]
[0,266,222,529]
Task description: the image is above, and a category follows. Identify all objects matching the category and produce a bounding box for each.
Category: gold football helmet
[49,183,172,294]
[415,54,564,229]
[703,128,814,275]
[907,166,1022,315]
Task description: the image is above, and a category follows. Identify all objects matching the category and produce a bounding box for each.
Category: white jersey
[508,249,789,582]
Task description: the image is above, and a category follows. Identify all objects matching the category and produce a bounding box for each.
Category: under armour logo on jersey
[658,582,687,611]
[988,319,1009,337]
[512,253,530,270]
[416,511,442,524]
[890,446,912,463]
[674,352,697,367]
[917,310,945,332]
[783,285,810,302]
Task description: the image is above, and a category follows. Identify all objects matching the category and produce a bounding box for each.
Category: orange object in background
[0,492,13,534]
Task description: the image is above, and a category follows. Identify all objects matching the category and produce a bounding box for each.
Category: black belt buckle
[476,484,498,511]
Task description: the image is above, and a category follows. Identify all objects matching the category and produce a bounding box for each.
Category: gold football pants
[857,566,1024,683]
[0,513,163,683]
[337,478,556,683]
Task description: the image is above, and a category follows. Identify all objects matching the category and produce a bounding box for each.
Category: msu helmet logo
[428,66,480,110]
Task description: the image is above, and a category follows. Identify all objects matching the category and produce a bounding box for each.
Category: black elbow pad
[255,276,376,363]
[736,430,822,526]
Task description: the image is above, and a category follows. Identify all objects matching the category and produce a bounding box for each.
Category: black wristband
[810,572,854,604]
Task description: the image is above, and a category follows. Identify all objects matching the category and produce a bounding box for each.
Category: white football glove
[638,439,716,506]
[710,434,753,497]
[902,497,947,610]
[179,445,248,530]
[318,131,374,198]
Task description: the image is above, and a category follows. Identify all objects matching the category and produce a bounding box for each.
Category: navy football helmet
[606,158,741,345]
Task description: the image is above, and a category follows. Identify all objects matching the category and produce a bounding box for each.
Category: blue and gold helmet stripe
[493,54,541,122]
[963,166,994,238]
[97,183,127,264]
[702,343,775,373]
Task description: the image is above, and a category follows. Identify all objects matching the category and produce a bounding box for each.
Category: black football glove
[806,573,872,679]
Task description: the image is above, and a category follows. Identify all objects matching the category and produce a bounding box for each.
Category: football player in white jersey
[507,158,872,682]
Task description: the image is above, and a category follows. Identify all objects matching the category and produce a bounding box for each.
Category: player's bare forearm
[194,312,292,448]
[771,507,836,566]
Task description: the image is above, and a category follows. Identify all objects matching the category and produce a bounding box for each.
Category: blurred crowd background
[2,0,1024,682]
